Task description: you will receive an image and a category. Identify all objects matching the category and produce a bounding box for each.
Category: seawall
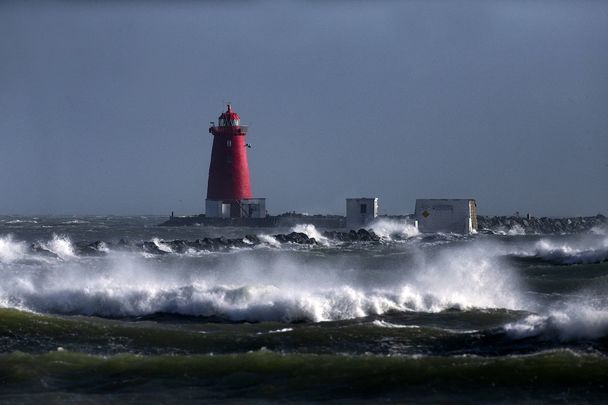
[477,215,606,234]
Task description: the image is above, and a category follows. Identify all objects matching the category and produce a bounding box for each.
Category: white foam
[507,224,526,236]
[590,225,608,236]
[257,328,294,335]
[0,235,27,263]
[372,320,419,329]
[43,234,76,260]
[97,242,110,253]
[0,240,528,322]
[290,224,330,246]
[151,238,174,254]
[530,236,608,264]
[257,234,281,248]
[368,218,419,240]
[61,220,89,225]
[502,232,608,265]
[5,219,38,224]
[494,224,528,236]
[505,301,608,341]
[396,245,525,312]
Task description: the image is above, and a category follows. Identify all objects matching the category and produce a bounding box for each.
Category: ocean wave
[2,349,607,402]
[0,242,527,322]
[0,235,27,263]
[44,234,77,259]
[256,234,281,248]
[368,218,420,240]
[1,234,81,264]
[0,283,522,322]
[5,219,38,224]
[290,224,331,246]
[371,320,419,329]
[60,220,90,225]
[508,234,608,265]
[504,300,608,341]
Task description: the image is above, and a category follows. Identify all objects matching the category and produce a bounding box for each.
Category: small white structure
[346,198,378,229]
[415,199,477,234]
[206,198,266,219]
[205,199,231,218]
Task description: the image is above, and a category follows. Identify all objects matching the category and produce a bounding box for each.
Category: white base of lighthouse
[205,198,266,219]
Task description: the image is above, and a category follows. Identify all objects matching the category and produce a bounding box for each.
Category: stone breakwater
[24,217,607,258]
[477,215,607,234]
[139,229,381,253]
[28,229,382,257]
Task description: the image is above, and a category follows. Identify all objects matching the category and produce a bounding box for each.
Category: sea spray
[368,218,420,240]
[2,216,608,402]
[0,235,26,264]
[0,237,529,320]
[506,232,608,265]
[44,234,76,260]
[504,297,608,341]
[291,224,331,246]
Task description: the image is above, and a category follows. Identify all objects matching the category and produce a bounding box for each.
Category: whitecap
[368,218,419,240]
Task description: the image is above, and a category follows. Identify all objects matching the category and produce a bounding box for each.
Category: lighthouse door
[221,203,231,218]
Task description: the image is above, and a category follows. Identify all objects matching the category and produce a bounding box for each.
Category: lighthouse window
[360,204,367,214]
[227,139,232,147]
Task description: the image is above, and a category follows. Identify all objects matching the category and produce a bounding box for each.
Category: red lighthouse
[205,104,264,218]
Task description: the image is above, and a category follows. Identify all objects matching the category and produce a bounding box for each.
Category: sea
[1,215,607,402]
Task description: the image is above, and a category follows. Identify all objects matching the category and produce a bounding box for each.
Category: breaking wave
[368,218,419,240]
[0,239,526,322]
[290,224,331,245]
[0,235,27,263]
[1,234,77,263]
[44,234,76,259]
[504,300,608,341]
[371,320,419,329]
[5,219,38,224]
[508,233,608,265]
[3,231,606,324]
[256,234,281,248]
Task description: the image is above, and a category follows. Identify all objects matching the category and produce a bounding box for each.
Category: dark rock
[477,215,607,234]
[30,243,59,258]
[356,228,381,241]
[142,241,168,255]
[168,240,189,253]
[117,239,131,247]
[75,241,106,256]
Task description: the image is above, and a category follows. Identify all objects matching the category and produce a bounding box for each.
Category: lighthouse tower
[205,104,265,219]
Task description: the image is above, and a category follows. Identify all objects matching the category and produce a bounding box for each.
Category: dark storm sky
[1,0,607,216]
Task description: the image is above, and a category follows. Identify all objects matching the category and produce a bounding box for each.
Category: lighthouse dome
[218,104,240,126]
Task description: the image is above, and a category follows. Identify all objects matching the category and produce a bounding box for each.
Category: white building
[205,198,266,219]
[414,199,477,234]
[346,198,378,229]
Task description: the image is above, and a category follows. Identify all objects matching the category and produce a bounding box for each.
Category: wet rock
[477,215,607,234]
[30,243,59,258]
[75,241,106,256]
[168,240,189,253]
[355,228,381,241]
[274,232,315,244]
[142,241,168,255]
